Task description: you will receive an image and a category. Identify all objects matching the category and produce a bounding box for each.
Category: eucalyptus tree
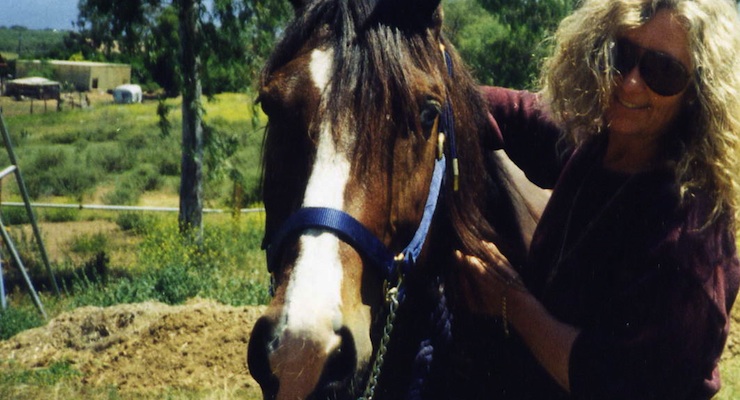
[444,0,576,89]
[74,0,290,238]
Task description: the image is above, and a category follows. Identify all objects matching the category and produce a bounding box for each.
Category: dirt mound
[2,297,739,398]
[0,299,266,394]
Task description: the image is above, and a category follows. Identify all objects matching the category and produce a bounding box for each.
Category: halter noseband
[263,152,446,285]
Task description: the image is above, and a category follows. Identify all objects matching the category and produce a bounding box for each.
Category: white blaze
[281,48,347,352]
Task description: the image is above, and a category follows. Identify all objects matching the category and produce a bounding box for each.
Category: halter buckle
[437,133,446,160]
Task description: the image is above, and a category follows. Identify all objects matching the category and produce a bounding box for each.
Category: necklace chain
[547,163,636,288]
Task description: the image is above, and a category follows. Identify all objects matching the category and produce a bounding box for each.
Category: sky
[0,0,737,31]
[0,0,80,31]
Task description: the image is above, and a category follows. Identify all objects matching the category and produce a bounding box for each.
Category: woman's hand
[454,241,525,317]
[456,242,578,392]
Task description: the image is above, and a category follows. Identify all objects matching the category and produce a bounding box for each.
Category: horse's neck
[491,150,551,251]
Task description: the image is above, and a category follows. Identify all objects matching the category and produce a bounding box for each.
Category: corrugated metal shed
[6,77,61,100]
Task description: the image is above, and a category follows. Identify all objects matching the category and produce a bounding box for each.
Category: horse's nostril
[247,317,279,394]
[318,327,358,387]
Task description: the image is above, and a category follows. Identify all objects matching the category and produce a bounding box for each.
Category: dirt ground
[0,299,266,397]
[0,297,739,398]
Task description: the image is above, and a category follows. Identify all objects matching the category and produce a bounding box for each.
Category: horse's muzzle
[248,314,360,400]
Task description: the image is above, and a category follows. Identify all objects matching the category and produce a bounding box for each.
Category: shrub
[104,164,161,206]
[85,143,135,173]
[22,146,100,198]
[152,263,206,305]
[131,163,161,191]
[69,233,108,255]
[0,306,44,340]
[103,183,139,206]
[40,207,79,223]
[115,212,155,233]
[0,206,30,225]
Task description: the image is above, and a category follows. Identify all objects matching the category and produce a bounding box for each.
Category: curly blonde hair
[540,0,740,226]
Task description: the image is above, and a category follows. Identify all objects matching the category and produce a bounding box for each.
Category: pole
[0,216,47,319]
[0,255,6,310]
[0,110,60,295]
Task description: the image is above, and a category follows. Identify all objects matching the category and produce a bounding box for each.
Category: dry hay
[0,299,266,395]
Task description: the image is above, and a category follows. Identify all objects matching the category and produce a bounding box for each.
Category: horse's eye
[420,100,442,133]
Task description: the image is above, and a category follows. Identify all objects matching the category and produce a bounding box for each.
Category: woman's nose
[619,65,647,93]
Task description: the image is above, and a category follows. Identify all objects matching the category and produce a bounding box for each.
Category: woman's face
[605,9,693,144]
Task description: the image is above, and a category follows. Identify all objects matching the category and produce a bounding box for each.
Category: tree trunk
[178,0,203,241]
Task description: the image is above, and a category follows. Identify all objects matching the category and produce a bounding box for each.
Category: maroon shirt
[481,86,740,399]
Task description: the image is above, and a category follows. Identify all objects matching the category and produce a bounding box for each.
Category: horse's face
[248,0,447,398]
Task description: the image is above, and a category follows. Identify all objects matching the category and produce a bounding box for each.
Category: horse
[247,0,549,398]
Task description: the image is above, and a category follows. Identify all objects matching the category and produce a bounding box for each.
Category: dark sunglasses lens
[639,51,690,96]
[615,39,639,75]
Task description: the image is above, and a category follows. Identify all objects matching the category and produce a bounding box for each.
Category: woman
[457,0,740,398]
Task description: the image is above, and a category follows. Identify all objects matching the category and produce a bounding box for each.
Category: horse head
[247,0,534,398]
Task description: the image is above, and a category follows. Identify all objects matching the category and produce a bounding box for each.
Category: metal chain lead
[358,273,404,400]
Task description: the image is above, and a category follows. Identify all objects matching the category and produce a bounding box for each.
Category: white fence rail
[0,202,265,214]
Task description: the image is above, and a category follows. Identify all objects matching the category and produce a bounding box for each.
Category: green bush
[68,216,270,308]
[47,130,81,145]
[22,146,100,198]
[132,163,161,191]
[85,142,135,173]
[0,306,44,340]
[0,360,82,393]
[103,164,161,205]
[40,207,79,223]
[115,212,156,233]
[69,233,108,255]
[0,206,30,225]
[103,183,139,206]
[152,263,207,304]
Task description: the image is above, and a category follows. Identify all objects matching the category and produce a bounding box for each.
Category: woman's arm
[456,243,580,392]
[507,287,579,392]
[481,86,569,188]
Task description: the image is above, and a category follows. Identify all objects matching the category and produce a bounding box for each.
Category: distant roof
[9,77,60,85]
[114,84,142,91]
[17,60,130,68]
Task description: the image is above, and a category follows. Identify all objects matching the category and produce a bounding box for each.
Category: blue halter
[264,155,446,283]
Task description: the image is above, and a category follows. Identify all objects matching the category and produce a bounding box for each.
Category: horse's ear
[289,0,309,11]
[376,0,443,29]
[411,0,442,22]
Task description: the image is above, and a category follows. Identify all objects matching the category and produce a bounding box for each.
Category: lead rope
[359,261,405,400]
[406,277,453,400]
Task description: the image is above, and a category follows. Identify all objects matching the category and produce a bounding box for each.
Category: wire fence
[0,202,265,214]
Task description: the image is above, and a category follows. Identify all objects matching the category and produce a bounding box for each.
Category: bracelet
[502,292,509,337]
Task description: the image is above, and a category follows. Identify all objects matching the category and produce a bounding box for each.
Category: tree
[73,0,290,95]
[177,0,204,240]
[72,0,290,239]
[444,0,576,88]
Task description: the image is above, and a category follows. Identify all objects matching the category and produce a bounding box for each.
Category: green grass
[63,213,270,309]
[718,356,740,400]
[0,92,270,327]
[0,93,265,207]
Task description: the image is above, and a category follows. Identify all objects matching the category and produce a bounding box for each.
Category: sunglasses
[613,38,691,97]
